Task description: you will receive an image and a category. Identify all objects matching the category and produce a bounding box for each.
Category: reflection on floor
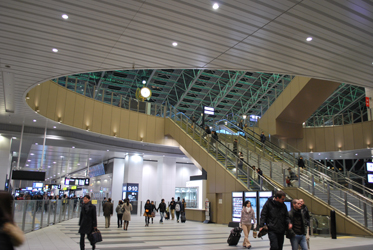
[16,215,373,250]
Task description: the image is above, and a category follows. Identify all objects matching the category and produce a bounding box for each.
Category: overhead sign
[204,106,214,115]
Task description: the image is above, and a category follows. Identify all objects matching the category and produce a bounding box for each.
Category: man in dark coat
[259,190,292,250]
[79,195,97,250]
[103,198,113,228]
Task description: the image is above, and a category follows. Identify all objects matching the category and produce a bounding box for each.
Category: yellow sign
[63,187,67,191]
[92,200,97,204]
[71,186,77,190]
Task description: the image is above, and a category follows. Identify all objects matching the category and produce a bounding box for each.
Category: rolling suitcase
[181,212,186,223]
[227,227,242,246]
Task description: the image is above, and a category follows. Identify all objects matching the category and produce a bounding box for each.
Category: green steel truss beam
[173,70,204,109]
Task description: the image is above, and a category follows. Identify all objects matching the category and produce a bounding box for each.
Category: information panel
[232,192,243,222]
[245,192,258,224]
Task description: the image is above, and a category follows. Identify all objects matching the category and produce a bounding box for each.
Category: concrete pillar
[0,136,11,190]
[157,157,176,203]
[111,158,125,202]
[124,154,143,215]
[365,87,373,121]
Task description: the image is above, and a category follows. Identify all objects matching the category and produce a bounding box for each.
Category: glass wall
[175,187,198,208]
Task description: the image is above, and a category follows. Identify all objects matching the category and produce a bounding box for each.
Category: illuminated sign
[71,186,77,190]
[204,106,214,115]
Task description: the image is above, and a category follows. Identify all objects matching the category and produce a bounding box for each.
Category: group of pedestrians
[144,197,186,226]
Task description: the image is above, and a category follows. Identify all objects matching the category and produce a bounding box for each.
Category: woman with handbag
[122,198,132,231]
[144,200,152,227]
[240,200,256,249]
[0,191,25,250]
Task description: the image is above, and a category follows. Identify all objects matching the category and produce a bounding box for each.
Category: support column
[157,157,176,203]
[111,158,125,202]
[124,154,144,215]
[0,136,11,190]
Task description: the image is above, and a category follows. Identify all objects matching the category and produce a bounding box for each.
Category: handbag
[89,228,103,244]
[151,211,155,217]
[2,222,25,247]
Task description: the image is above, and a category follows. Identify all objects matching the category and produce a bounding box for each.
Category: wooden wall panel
[215,166,225,193]
[352,123,363,149]
[225,174,236,193]
[314,128,325,152]
[137,113,147,141]
[146,116,155,143]
[26,88,36,110]
[155,118,164,144]
[343,125,354,150]
[101,104,112,136]
[362,122,373,147]
[33,85,42,111]
[55,86,67,121]
[83,98,94,130]
[111,107,121,137]
[304,127,316,152]
[39,83,50,117]
[64,91,76,126]
[128,112,139,141]
[91,101,103,133]
[46,83,58,120]
[119,109,129,139]
[73,96,85,129]
[333,126,344,150]
[324,127,335,152]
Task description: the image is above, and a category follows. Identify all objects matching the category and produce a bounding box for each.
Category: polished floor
[16,215,373,250]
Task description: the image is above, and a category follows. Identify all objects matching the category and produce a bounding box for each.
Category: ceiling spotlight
[172,42,178,47]
[89,158,92,160]
[53,126,57,129]
[107,150,109,151]
[72,146,75,148]
[35,143,38,145]
[12,137,17,139]
[30,153,34,155]
[212,3,219,9]
[25,164,29,167]
[142,80,146,84]
[48,166,51,168]
[27,160,31,162]
[53,162,56,164]
[60,156,64,158]
[306,37,313,41]
[26,93,30,100]
[52,48,59,53]
[33,119,37,122]
[62,14,68,19]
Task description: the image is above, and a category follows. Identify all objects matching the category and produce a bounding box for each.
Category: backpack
[175,203,181,212]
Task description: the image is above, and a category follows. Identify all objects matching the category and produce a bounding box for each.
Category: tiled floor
[16,215,373,250]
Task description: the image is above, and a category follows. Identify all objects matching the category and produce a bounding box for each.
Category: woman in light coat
[240,200,256,249]
[122,198,132,230]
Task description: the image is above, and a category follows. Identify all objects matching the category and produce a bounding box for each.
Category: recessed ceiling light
[53,175,56,176]
[72,146,75,148]
[57,173,60,174]
[172,42,178,47]
[48,166,51,168]
[33,119,37,122]
[53,126,57,129]
[355,154,358,155]
[77,163,80,165]
[35,143,38,145]
[62,14,68,19]
[25,164,29,166]
[60,156,64,158]
[30,153,34,155]
[306,37,312,41]
[212,3,219,9]
[63,170,65,172]
[52,48,58,53]
[12,137,17,139]
[53,162,56,164]
[27,160,31,162]
[142,80,146,84]
[107,150,109,151]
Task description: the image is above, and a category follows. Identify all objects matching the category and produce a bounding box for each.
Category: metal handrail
[218,119,373,199]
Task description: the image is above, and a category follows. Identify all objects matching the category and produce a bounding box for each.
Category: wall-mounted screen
[284,201,292,211]
[366,162,373,172]
[367,174,373,183]
[89,163,105,178]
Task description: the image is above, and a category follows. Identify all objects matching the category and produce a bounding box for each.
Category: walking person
[103,198,113,228]
[240,200,256,249]
[288,199,308,250]
[122,198,132,230]
[144,200,152,227]
[169,197,176,220]
[150,201,156,224]
[115,200,124,228]
[238,152,244,170]
[180,198,187,223]
[233,138,238,155]
[260,131,266,148]
[298,199,310,249]
[79,195,97,250]
[157,199,167,223]
[259,190,292,250]
[175,197,182,223]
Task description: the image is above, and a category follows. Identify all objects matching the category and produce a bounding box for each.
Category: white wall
[0,136,11,190]
[142,160,159,202]
[175,163,201,187]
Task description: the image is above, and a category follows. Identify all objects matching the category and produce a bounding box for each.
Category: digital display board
[64,178,90,186]
[89,163,105,178]
[33,182,43,188]
[367,162,373,172]
[367,174,373,184]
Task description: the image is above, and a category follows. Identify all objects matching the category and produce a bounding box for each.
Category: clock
[140,87,151,98]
